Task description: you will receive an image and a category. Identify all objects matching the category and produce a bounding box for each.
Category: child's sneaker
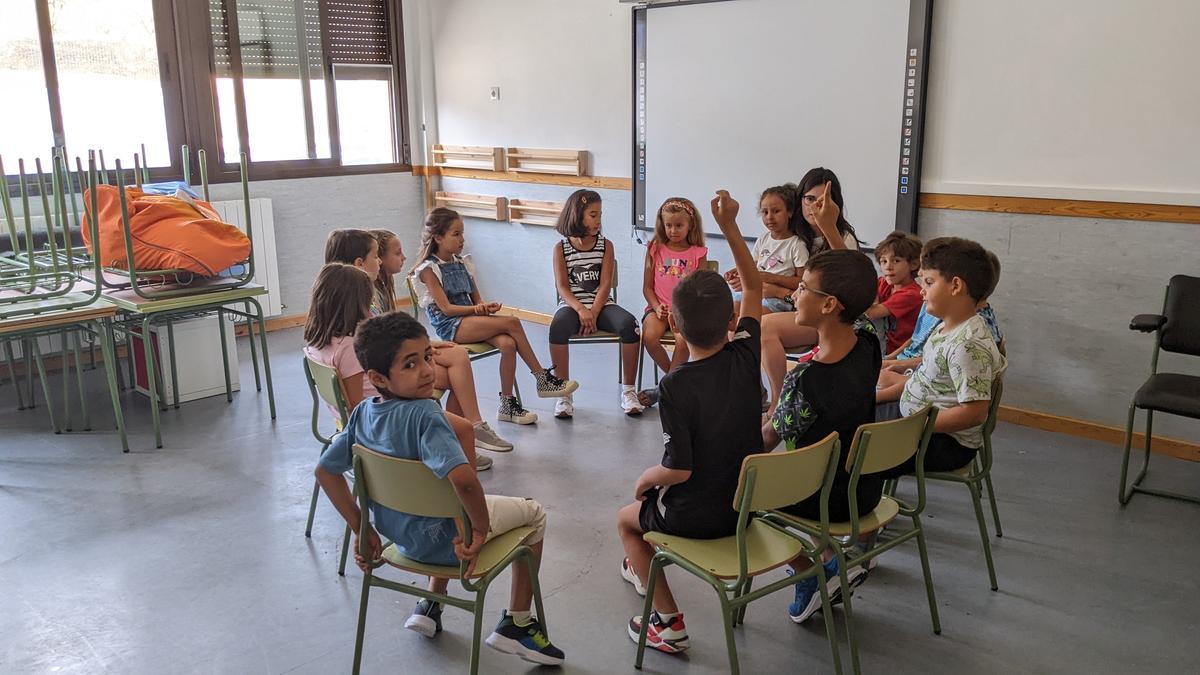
[627,611,689,654]
[533,367,579,398]
[485,611,566,665]
[475,454,493,471]
[473,421,513,452]
[620,557,646,596]
[498,395,537,424]
[554,393,574,419]
[621,389,644,416]
[787,557,840,623]
[404,599,443,638]
[830,564,869,605]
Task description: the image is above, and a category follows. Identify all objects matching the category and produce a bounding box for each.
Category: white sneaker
[621,389,643,416]
[621,557,646,596]
[554,393,574,419]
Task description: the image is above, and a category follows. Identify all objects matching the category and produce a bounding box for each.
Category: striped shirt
[560,237,609,307]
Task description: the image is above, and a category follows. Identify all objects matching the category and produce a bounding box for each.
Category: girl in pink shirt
[641,197,708,374]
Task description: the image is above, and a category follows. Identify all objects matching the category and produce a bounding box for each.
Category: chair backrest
[706,260,718,273]
[406,274,421,312]
[1161,275,1200,356]
[305,355,350,425]
[982,379,1004,440]
[733,433,839,512]
[846,404,937,475]
[352,443,464,518]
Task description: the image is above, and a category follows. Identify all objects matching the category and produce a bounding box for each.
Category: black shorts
[637,487,738,540]
[880,432,978,479]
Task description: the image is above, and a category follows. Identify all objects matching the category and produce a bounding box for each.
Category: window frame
[6,0,411,187]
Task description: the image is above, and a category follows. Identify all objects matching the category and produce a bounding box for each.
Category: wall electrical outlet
[489,86,501,101]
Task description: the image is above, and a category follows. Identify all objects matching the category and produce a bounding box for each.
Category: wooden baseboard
[997,405,1199,462]
[920,192,1200,225]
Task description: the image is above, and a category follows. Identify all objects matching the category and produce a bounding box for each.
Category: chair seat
[778,495,902,538]
[571,330,620,341]
[461,342,498,356]
[644,519,805,579]
[380,525,537,579]
[1134,373,1200,418]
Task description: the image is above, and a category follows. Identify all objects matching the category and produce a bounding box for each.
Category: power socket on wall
[489,86,500,101]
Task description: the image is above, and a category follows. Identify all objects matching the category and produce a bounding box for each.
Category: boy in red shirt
[863,231,923,353]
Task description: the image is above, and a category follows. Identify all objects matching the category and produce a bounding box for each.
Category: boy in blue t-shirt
[315,312,564,666]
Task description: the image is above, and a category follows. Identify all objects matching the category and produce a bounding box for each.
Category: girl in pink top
[641,197,708,374]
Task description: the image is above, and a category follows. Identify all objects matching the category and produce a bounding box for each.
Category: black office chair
[1119,274,1200,506]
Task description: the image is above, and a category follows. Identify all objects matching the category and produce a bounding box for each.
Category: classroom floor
[2,326,1198,674]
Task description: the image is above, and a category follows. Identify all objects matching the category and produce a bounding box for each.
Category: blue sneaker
[485,611,565,666]
[788,557,840,623]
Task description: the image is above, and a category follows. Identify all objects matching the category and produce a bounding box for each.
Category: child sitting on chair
[616,190,762,655]
[879,237,1007,473]
[862,231,924,354]
[313,312,565,665]
[761,248,882,624]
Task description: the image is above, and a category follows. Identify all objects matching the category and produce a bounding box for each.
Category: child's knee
[494,334,516,352]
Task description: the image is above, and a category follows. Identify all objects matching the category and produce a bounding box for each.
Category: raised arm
[811,181,847,250]
[711,190,761,323]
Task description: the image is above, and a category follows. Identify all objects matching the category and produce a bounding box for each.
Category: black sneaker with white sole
[485,611,565,666]
[404,599,443,638]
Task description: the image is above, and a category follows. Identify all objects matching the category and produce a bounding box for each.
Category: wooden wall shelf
[430,145,505,172]
[434,191,508,221]
[508,199,564,227]
[504,148,588,176]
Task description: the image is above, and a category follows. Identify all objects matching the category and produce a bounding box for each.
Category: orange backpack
[82,185,251,276]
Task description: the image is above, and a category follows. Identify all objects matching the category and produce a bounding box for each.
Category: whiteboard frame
[630,0,934,240]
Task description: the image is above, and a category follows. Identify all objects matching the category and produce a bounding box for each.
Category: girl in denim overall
[412,208,578,424]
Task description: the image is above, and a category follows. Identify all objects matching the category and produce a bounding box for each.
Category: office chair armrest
[1129,314,1165,333]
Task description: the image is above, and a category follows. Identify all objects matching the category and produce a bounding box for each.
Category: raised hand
[811,181,840,233]
[710,189,740,229]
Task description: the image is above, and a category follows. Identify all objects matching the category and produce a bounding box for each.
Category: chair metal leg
[718,593,740,675]
[814,564,844,675]
[247,297,277,419]
[71,329,90,430]
[835,547,862,675]
[913,516,942,635]
[351,571,372,675]
[61,331,72,431]
[634,555,665,670]
[24,339,36,408]
[1118,404,1139,505]
[734,577,752,626]
[166,320,180,409]
[983,470,1003,537]
[244,300,262,392]
[527,550,548,636]
[4,340,26,410]
[338,524,352,576]
[968,482,999,591]
[470,590,487,675]
[304,479,321,538]
[141,317,163,448]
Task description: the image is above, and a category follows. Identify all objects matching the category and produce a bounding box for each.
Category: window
[208,0,406,168]
[3,0,409,183]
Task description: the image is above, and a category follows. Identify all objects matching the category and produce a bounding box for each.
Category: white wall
[922,0,1200,205]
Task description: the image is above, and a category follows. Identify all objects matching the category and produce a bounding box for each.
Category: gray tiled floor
[2,327,1198,674]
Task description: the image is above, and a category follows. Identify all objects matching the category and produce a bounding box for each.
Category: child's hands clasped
[724,269,743,292]
[485,302,502,314]
[655,303,669,320]
[454,528,488,577]
[578,307,597,335]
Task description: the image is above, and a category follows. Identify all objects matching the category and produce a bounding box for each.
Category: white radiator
[211,198,283,318]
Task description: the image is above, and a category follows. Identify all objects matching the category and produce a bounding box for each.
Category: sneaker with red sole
[627,611,689,654]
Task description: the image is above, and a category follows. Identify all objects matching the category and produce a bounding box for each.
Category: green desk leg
[5,340,26,410]
[246,297,276,419]
[166,319,181,409]
[30,338,59,433]
[217,308,233,403]
[243,300,262,392]
[140,316,163,448]
[96,318,129,452]
[71,329,90,431]
[62,330,72,431]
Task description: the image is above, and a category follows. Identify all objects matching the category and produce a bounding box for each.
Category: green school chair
[765,405,941,675]
[1119,274,1200,506]
[921,380,1006,591]
[349,443,548,675]
[406,275,521,405]
[302,356,355,576]
[634,432,845,675]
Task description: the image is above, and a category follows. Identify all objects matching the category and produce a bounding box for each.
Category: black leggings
[549,304,640,344]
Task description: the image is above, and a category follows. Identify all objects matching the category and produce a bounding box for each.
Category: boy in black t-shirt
[616,190,762,655]
[761,249,882,625]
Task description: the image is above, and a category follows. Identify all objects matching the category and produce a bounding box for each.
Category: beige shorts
[484,494,547,545]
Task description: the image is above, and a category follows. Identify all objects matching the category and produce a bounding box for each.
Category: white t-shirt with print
[900,313,1007,449]
[812,231,859,253]
[753,234,810,276]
